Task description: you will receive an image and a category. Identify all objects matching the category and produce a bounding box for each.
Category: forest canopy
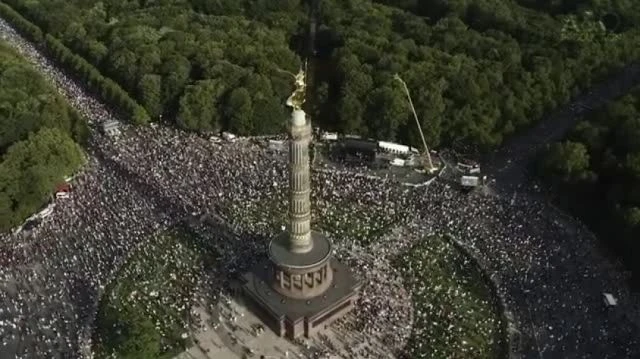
[0,40,86,231]
[2,0,640,151]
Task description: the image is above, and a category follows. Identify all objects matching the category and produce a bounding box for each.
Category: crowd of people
[0,14,639,359]
[0,19,176,358]
[97,123,419,358]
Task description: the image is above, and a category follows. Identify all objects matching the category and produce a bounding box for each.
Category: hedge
[0,1,150,125]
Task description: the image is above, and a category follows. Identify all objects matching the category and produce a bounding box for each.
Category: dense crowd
[98,124,419,357]
[0,19,176,359]
[0,15,639,359]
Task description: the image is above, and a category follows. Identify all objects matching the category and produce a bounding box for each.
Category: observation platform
[268,231,332,269]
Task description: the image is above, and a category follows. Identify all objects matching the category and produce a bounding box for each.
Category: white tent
[268,140,285,150]
[321,132,338,141]
[55,192,70,199]
[378,141,410,154]
[102,120,120,136]
[461,176,479,187]
[603,293,617,307]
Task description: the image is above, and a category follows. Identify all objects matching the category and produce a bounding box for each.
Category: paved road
[475,63,640,358]
[483,63,640,193]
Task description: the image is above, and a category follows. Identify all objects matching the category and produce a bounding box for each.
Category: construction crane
[393,74,436,173]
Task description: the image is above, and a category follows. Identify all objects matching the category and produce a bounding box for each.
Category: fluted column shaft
[288,109,313,253]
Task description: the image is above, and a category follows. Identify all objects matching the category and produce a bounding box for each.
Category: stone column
[288,109,313,253]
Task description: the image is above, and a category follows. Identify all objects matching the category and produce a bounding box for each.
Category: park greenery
[1,0,639,151]
[0,2,149,125]
[93,230,205,359]
[394,235,503,359]
[0,39,86,231]
[537,87,640,283]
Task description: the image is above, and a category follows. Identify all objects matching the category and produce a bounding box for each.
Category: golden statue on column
[285,66,306,111]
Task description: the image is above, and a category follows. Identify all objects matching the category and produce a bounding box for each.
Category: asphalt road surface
[483,63,640,194]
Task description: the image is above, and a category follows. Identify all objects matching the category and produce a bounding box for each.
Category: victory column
[285,69,314,254]
[241,67,361,339]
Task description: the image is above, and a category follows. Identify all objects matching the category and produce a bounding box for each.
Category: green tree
[312,81,329,119]
[365,85,409,140]
[0,192,12,229]
[137,74,163,119]
[0,127,84,230]
[624,207,640,227]
[337,92,365,135]
[160,54,191,106]
[5,0,640,142]
[252,96,285,134]
[625,152,640,178]
[177,79,225,132]
[224,87,253,135]
[539,141,592,182]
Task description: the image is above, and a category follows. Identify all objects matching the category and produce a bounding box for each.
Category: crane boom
[393,74,435,172]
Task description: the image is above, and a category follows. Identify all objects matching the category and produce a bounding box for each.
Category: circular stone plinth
[268,231,332,270]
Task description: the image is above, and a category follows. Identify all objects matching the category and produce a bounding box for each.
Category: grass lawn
[396,235,504,359]
[92,229,205,359]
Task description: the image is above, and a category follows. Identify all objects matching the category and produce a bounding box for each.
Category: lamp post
[393,74,435,171]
